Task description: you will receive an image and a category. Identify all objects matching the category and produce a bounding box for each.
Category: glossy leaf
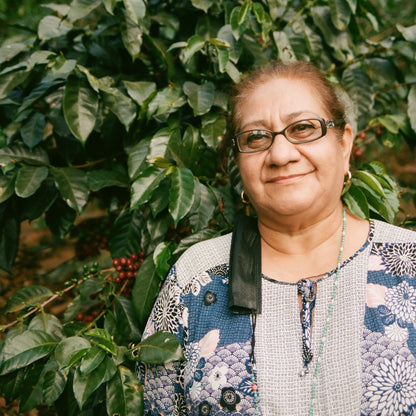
[0,143,49,165]
[120,8,144,60]
[54,337,91,368]
[168,125,201,168]
[63,75,99,143]
[87,166,129,191]
[130,331,184,364]
[123,81,156,105]
[20,113,46,149]
[132,256,161,329]
[153,242,172,279]
[42,361,67,405]
[183,81,216,116]
[28,314,65,341]
[73,356,117,409]
[38,16,72,41]
[4,285,53,314]
[127,137,151,180]
[273,31,296,62]
[85,328,118,355]
[0,171,16,204]
[130,166,165,209]
[189,182,217,232]
[329,0,351,30]
[168,167,195,227]
[113,295,142,342]
[353,170,386,197]
[15,166,49,198]
[101,86,137,130]
[123,0,146,25]
[201,113,226,148]
[79,346,107,375]
[342,185,369,219]
[51,167,89,214]
[67,0,101,22]
[0,331,57,375]
[106,366,143,416]
[19,360,44,412]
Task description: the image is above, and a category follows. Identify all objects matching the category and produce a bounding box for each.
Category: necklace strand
[308,206,346,416]
[249,207,347,415]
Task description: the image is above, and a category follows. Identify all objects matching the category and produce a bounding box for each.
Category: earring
[343,170,352,186]
[241,190,250,204]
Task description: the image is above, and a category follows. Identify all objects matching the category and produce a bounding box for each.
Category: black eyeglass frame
[233,118,346,153]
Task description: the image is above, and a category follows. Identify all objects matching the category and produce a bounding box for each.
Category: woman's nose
[266,133,301,165]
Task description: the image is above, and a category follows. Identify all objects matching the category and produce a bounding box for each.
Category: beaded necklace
[249,207,347,415]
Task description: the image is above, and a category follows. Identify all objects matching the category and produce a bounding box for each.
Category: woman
[139,61,416,415]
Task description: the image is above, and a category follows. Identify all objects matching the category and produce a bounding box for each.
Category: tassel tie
[298,279,316,377]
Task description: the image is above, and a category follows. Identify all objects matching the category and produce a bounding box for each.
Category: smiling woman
[138,61,416,416]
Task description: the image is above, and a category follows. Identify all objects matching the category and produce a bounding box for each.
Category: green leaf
[3,285,53,314]
[0,69,29,101]
[342,67,374,118]
[168,125,201,168]
[123,81,156,105]
[67,0,101,22]
[189,182,217,232]
[73,356,117,409]
[113,295,142,342]
[87,165,129,191]
[273,31,296,62]
[147,86,185,121]
[51,167,89,214]
[182,35,206,63]
[0,171,16,204]
[63,75,99,143]
[79,346,107,375]
[28,314,65,341]
[123,0,146,25]
[153,242,172,279]
[127,137,151,180]
[38,16,73,41]
[0,330,57,375]
[168,167,195,226]
[0,37,31,62]
[106,366,143,416]
[15,166,49,198]
[19,360,45,412]
[353,170,386,197]
[45,198,76,239]
[130,166,165,208]
[201,113,226,148]
[120,8,144,60]
[102,0,117,14]
[342,185,369,219]
[230,7,244,41]
[0,143,49,166]
[407,85,416,132]
[85,328,118,355]
[54,337,91,368]
[130,331,184,364]
[238,0,251,25]
[183,81,216,116]
[397,24,416,42]
[109,209,144,258]
[101,86,137,130]
[132,256,161,329]
[191,0,213,13]
[20,113,46,149]
[42,361,67,405]
[329,0,351,30]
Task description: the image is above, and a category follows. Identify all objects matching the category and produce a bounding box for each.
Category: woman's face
[236,77,353,225]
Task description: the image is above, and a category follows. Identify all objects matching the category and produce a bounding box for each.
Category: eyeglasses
[233,118,346,153]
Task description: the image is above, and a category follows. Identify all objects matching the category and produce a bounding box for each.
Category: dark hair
[220,61,347,165]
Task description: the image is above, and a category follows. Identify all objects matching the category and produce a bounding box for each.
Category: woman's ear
[341,123,354,171]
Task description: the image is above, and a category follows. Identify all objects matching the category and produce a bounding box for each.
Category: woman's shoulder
[371,219,416,243]
[174,232,232,285]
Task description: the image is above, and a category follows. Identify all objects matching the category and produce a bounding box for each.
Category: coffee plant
[0,0,416,414]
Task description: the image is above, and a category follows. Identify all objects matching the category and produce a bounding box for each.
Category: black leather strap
[228,215,262,314]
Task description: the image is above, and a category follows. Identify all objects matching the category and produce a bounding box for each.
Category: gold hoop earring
[241,190,250,204]
[343,170,352,186]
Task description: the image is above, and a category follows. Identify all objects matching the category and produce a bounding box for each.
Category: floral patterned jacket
[139,220,416,416]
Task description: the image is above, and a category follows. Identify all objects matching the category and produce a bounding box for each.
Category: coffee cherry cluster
[110,251,145,283]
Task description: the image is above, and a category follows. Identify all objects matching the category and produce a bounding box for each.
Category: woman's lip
[268,172,309,184]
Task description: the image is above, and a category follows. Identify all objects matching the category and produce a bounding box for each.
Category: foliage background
[0,0,416,415]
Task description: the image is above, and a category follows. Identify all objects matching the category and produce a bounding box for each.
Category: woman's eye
[292,123,314,132]
[246,131,268,143]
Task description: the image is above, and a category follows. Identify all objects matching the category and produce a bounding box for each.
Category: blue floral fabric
[139,221,416,415]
